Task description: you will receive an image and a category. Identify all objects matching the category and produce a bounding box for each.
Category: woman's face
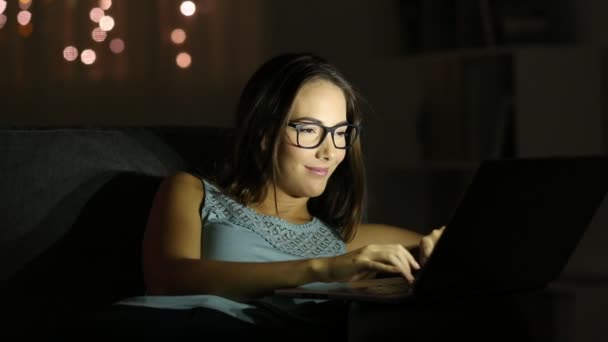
[275,79,348,199]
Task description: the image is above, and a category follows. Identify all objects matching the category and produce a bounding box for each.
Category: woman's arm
[346,224,423,252]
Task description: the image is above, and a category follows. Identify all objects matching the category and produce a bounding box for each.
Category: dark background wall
[1,0,607,340]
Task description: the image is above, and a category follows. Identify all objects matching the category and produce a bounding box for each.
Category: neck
[250,185,312,224]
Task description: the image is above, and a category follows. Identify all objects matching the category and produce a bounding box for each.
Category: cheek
[278,144,310,168]
[335,150,347,166]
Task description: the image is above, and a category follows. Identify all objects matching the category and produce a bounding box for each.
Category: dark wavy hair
[218,52,365,242]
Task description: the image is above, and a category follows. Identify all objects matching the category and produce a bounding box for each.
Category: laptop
[275,156,608,303]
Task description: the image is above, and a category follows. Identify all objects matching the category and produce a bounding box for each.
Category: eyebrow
[290,116,349,126]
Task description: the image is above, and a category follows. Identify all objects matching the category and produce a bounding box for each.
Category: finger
[396,245,420,270]
[403,248,421,270]
[419,238,434,266]
[365,260,401,275]
[389,255,414,283]
[432,228,443,239]
[421,237,434,257]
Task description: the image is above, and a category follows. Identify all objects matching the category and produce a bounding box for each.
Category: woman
[110,53,444,339]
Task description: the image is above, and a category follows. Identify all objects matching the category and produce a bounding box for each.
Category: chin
[304,181,329,198]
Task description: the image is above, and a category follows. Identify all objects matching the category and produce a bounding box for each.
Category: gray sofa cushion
[0,127,193,335]
[0,128,186,280]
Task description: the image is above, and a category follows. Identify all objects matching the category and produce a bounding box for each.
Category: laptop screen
[413,156,608,299]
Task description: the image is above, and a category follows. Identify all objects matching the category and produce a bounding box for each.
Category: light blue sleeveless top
[117,178,347,324]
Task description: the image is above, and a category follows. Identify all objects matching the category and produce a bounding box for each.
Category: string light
[109,38,124,54]
[64,2,124,65]
[171,28,186,44]
[89,7,104,23]
[176,52,191,69]
[98,0,111,11]
[63,46,78,61]
[80,49,96,65]
[180,1,196,16]
[99,15,114,31]
[91,27,107,42]
[18,0,31,10]
[54,0,204,72]
[17,10,31,26]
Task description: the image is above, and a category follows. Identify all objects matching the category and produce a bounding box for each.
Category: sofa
[0,126,234,338]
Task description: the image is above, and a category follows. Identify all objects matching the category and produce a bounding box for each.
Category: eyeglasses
[287,122,360,149]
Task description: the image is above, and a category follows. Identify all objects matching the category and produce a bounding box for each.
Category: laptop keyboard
[349,277,413,295]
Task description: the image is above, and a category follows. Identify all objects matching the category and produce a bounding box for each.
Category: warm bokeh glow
[176,52,191,68]
[109,38,124,54]
[99,15,114,31]
[91,27,107,42]
[17,10,31,26]
[80,49,96,65]
[170,28,186,44]
[0,1,7,15]
[98,0,112,11]
[0,14,6,29]
[63,46,78,61]
[17,22,32,37]
[180,1,196,16]
[89,7,104,23]
[18,0,31,10]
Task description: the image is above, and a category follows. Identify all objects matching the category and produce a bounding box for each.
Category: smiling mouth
[305,166,329,176]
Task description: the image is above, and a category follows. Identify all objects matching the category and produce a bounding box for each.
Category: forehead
[288,79,347,124]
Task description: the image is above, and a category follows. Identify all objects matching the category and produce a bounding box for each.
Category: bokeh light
[170,28,186,44]
[18,0,31,10]
[176,52,191,69]
[98,0,112,10]
[17,10,31,26]
[99,15,114,31]
[109,38,124,54]
[0,14,6,29]
[80,49,96,65]
[180,1,196,16]
[91,27,107,42]
[63,46,78,61]
[89,7,104,23]
[0,1,7,15]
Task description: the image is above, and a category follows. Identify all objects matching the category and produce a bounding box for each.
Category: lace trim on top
[201,179,345,258]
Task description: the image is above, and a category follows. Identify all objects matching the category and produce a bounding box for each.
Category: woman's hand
[419,226,445,266]
[320,244,420,284]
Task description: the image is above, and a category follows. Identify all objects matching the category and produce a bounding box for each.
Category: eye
[297,125,318,134]
[335,126,349,137]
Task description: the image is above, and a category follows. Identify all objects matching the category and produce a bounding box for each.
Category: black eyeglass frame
[286,122,361,149]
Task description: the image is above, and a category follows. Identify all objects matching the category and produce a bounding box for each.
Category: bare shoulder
[155,171,205,204]
[147,171,205,230]
[162,171,204,192]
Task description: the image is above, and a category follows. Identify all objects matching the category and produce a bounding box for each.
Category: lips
[305,166,329,176]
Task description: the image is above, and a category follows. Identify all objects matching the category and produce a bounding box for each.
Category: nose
[315,132,337,160]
